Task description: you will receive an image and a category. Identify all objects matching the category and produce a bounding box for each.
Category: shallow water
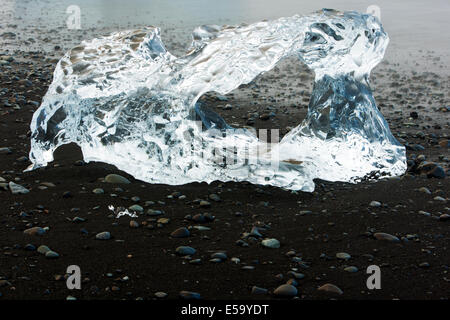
[1,0,449,72]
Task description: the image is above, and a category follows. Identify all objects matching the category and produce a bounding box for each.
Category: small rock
[176,246,196,256]
[374,232,400,242]
[45,250,60,259]
[37,245,51,254]
[128,204,143,212]
[433,196,446,202]
[439,214,450,221]
[273,284,297,297]
[92,188,104,194]
[129,220,139,228]
[154,292,168,298]
[344,266,359,273]
[199,200,211,208]
[336,252,351,260]
[95,231,111,240]
[261,238,280,249]
[9,182,29,194]
[171,227,190,238]
[179,291,201,299]
[209,194,221,202]
[211,252,227,260]
[251,286,268,295]
[318,283,343,295]
[105,174,131,184]
[24,227,45,236]
[369,201,381,207]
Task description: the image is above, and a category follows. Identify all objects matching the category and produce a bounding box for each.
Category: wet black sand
[0,14,449,300]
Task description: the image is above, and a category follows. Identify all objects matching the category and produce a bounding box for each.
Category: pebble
[439,214,450,221]
[199,200,211,208]
[9,181,29,194]
[24,227,45,236]
[251,286,268,295]
[24,244,36,251]
[129,220,139,228]
[105,174,131,184]
[344,266,359,273]
[95,231,111,240]
[427,166,445,178]
[211,252,227,260]
[92,188,104,194]
[433,196,446,202]
[179,291,201,299]
[154,292,168,298]
[37,245,51,254]
[287,271,305,279]
[318,283,343,295]
[0,147,12,154]
[128,204,143,212]
[45,250,59,259]
[418,187,431,194]
[261,238,280,249]
[209,194,221,202]
[369,201,382,207]
[374,232,400,242]
[176,246,196,256]
[171,227,190,238]
[273,284,297,297]
[336,252,351,260]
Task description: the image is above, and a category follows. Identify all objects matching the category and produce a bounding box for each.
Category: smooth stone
[193,226,210,231]
[374,232,400,242]
[179,291,201,299]
[211,252,227,260]
[344,266,359,273]
[336,252,351,260]
[287,271,305,279]
[273,284,297,297]
[45,250,59,259]
[251,286,268,295]
[37,245,51,254]
[318,283,343,295]
[95,231,111,240]
[418,187,431,194]
[171,227,190,238]
[105,174,131,184]
[261,238,280,249]
[72,217,85,223]
[369,201,381,207]
[128,204,143,212]
[129,220,139,228]
[209,194,221,202]
[147,209,163,216]
[154,292,168,298]
[176,246,196,256]
[9,182,29,194]
[439,214,450,221]
[199,200,211,208]
[92,188,104,194]
[24,244,36,251]
[24,227,45,236]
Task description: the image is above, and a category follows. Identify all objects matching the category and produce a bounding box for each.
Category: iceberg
[27,9,406,191]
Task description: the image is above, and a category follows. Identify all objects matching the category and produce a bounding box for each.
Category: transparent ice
[27,9,406,192]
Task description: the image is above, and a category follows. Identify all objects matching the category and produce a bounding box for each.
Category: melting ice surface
[28,9,406,192]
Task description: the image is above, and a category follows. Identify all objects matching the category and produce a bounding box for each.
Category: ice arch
[27,9,406,191]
